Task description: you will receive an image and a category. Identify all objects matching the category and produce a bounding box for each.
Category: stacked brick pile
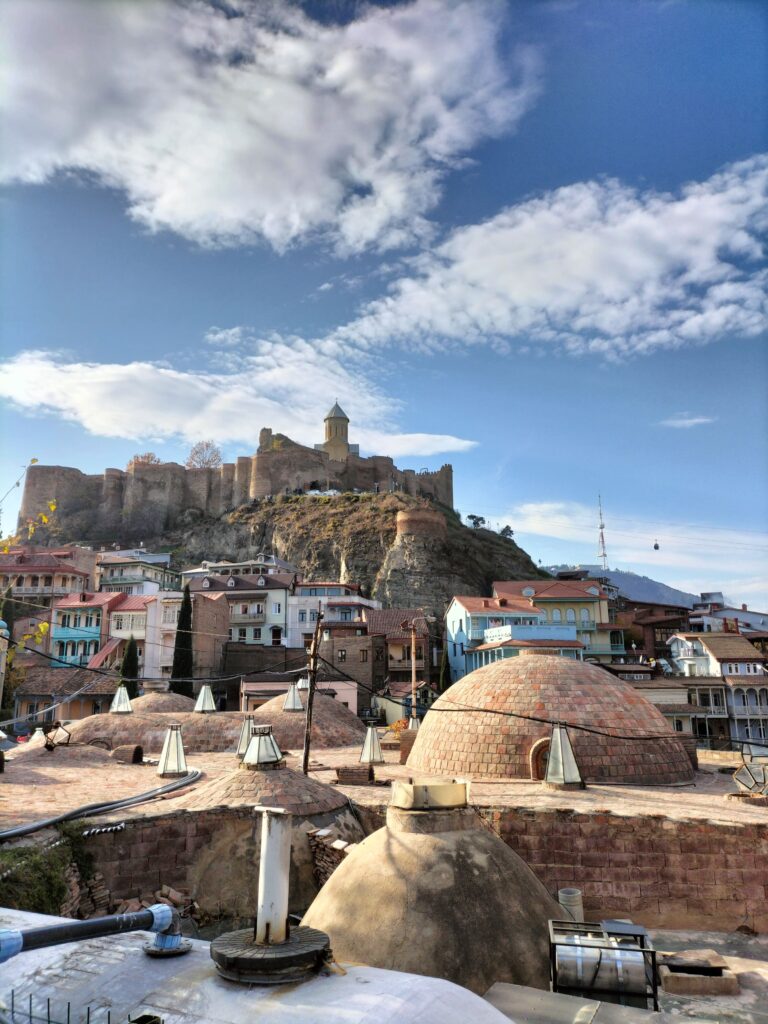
[308,827,359,887]
[59,866,111,919]
[408,654,693,785]
[114,882,196,917]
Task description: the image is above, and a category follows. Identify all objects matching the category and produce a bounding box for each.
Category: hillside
[139,492,544,613]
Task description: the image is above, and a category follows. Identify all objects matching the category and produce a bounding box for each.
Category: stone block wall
[479,806,768,933]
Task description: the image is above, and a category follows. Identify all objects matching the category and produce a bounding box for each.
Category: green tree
[0,586,16,641]
[170,585,194,698]
[499,525,514,540]
[120,635,140,699]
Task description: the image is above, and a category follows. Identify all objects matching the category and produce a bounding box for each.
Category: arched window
[735,688,746,707]
[552,609,562,623]
[566,608,576,624]
[580,608,590,624]
[759,689,768,707]
[747,688,759,708]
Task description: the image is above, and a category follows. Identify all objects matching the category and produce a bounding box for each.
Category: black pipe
[0,768,202,842]
[19,910,156,952]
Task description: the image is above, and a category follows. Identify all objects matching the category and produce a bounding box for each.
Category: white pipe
[558,887,584,922]
[255,807,292,944]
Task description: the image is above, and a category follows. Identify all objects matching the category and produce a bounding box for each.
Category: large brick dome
[407,654,693,785]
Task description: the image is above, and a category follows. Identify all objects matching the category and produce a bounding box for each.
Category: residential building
[189,572,295,647]
[99,548,171,565]
[0,545,96,650]
[97,554,180,594]
[493,580,625,665]
[240,672,359,713]
[364,608,439,686]
[317,627,387,710]
[286,581,380,648]
[667,632,768,743]
[688,592,768,635]
[12,666,119,726]
[180,553,298,584]
[446,591,592,682]
[88,595,154,673]
[378,680,439,725]
[142,590,230,682]
[610,598,691,660]
[50,592,126,668]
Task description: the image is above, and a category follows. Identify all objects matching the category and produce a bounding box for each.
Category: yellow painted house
[492,579,625,664]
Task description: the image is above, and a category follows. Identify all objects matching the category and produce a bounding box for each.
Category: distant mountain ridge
[546,565,697,608]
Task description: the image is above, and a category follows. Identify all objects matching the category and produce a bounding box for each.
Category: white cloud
[499,500,768,609]
[659,413,717,429]
[1,0,540,253]
[204,326,248,347]
[0,345,475,458]
[326,155,768,358]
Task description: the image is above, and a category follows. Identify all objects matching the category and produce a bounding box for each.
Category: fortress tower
[315,401,359,463]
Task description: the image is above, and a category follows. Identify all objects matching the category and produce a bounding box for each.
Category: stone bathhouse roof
[406,653,693,786]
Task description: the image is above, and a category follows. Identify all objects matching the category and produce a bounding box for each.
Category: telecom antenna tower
[597,494,608,572]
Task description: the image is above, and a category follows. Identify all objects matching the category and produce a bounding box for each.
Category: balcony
[12,585,80,596]
[388,657,425,670]
[733,706,768,718]
[230,610,266,623]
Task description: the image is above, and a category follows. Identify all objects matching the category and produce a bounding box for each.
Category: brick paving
[2,736,763,830]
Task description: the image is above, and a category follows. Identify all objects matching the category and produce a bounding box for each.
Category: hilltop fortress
[19,404,453,541]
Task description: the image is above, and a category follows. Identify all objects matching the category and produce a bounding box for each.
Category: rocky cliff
[136,493,543,613]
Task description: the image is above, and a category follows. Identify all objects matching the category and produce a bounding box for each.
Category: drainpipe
[254,807,291,945]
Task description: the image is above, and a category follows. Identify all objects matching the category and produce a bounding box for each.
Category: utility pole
[301,605,324,775]
[409,620,419,731]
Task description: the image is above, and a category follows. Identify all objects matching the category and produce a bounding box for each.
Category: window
[238,628,247,641]
[60,613,71,627]
[566,608,576,623]
[56,642,65,657]
[310,610,318,622]
[272,602,282,614]
[375,648,384,661]
[674,719,683,732]
[415,646,423,660]
[580,609,590,624]
[256,604,264,615]
[228,628,233,641]
[85,613,93,627]
[240,604,248,615]
[360,649,369,662]
[73,613,82,627]
[337,649,347,662]
[253,628,262,640]
[92,701,103,714]
[552,609,562,623]
[114,615,124,630]
[299,610,307,623]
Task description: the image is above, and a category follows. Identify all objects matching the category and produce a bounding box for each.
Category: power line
[313,653,678,744]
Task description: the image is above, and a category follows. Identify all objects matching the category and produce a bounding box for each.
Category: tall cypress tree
[121,634,140,699]
[170,584,194,698]
[1,586,16,641]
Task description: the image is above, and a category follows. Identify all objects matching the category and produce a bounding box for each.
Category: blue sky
[1,0,766,606]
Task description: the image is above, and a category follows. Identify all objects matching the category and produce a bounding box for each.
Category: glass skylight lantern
[297,675,309,691]
[242,724,284,770]
[360,724,384,765]
[193,683,217,713]
[282,682,303,712]
[544,723,584,790]
[110,683,133,714]
[157,724,188,777]
[236,714,255,760]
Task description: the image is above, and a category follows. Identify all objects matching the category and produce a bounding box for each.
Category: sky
[1,0,766,607]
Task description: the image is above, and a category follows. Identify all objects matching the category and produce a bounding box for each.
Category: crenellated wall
[19,431,453,541]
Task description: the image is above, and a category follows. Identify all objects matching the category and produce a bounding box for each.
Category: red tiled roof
[53,592,127,609]
[15,666,118,697]
[112,596,153,611]
[493,579,609,600]
[364,608,430,641]
[472,638,585,651]
[88,636,122,668]
[450,595,543,614]
[0,553,88,574]
[189,573,294,593]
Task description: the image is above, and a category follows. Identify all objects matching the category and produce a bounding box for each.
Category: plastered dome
[253,692,367,749]
[303,781,560,994]
[407,653,693,785]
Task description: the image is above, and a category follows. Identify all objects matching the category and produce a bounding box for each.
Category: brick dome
[407,655,693,785]
[176,764,348,816]
[253,692,366,750]
[130,692,196,713]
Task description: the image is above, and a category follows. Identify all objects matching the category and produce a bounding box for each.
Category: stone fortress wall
[19,427,453,540]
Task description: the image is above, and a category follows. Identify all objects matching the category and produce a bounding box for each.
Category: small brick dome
[253,692,366,750]
[130,692,196,713]
[176,764,348,816]
[407,655,693,785]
